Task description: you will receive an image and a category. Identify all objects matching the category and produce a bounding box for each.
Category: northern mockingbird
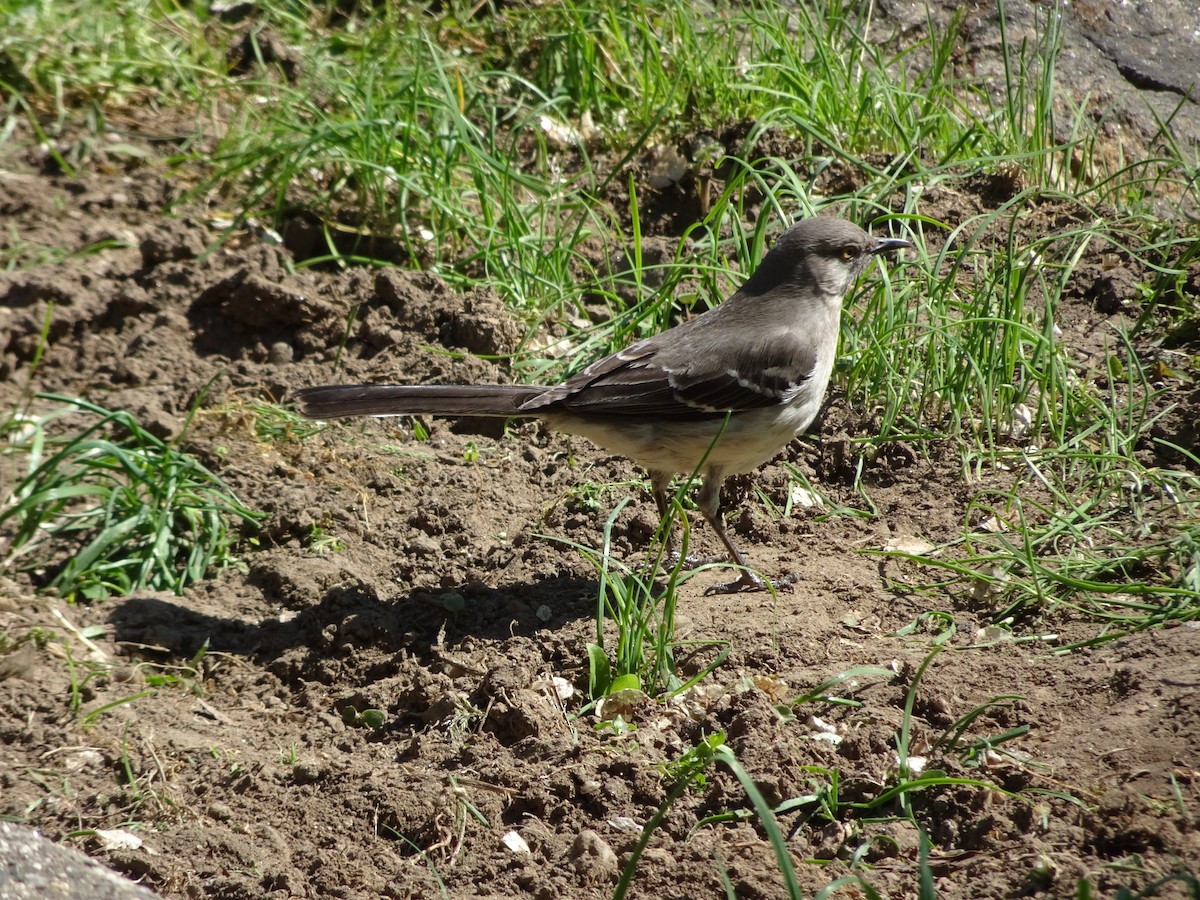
[296,217,909,592]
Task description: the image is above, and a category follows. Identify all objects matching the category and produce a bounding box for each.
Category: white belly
[554,386,824,477]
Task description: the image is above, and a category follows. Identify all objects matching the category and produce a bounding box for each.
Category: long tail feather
[293,384,547,419]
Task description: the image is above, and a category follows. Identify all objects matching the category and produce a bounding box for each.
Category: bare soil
[2,3,1199,898]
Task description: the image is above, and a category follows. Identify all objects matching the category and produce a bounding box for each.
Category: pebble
[569,828,618,882]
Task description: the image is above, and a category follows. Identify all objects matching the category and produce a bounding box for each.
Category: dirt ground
[2,2,1200,898]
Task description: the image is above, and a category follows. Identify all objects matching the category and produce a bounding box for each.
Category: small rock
[639,846,675,868]
[207,802,233,821]
[570,828,618,882]
[291,759,325,785]
[268,341,294,364]
[0,645,36,682]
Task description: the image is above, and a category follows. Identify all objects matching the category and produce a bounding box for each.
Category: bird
[295,217,910,593]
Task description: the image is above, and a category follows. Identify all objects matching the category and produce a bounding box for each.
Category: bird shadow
[106,575,602,674]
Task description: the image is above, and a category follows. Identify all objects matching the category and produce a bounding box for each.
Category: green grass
[0,394,261,601]
[615,733,805,900]
[843,207,1200,643]
[1,0,1198,896]
[548,491,729,703]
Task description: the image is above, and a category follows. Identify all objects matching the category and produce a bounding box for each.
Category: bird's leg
[651,470,723,573]
[696,472,769,594]
[649,470,678,558]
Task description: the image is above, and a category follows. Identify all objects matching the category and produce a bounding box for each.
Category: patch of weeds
[56,631,157,731]
[556,473,666,525]
[444,697,484,745]
[562,479,630,515]
[0,624,56,655]
[745,651,1078,885]
[773,461,877,523]
[304,525,345,555]
[553,488,729,705]
[775,665,894,719]
[212,399,330,445]
[859,233,1200,646]
[931,695,1030,768]
[0,1,228,115]
[139,639,211,696]
[1075,869,1200,899]
[593,712,637,739]
[1,394,261,601]
[61,635,106,718]
[81,688,154,731]
[431,775,491,866]
[378,774,492,872]
[114,729,145,816]
[878,465,1200,648]
[380,828,450,899]
[616,733,802,900]
[19,767,76,821]
[887,649,1085,832]
[408,419,430,442]
[0,232,131,272]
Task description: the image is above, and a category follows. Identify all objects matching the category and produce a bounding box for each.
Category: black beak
[870,236,912,255]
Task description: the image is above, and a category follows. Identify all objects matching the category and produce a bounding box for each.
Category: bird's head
[741,217,910,301]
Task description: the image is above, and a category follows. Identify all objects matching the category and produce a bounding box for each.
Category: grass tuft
[1,394,261,601]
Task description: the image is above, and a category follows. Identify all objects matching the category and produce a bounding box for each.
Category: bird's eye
[839,247,856,261]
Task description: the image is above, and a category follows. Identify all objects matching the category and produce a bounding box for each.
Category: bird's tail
[293,383,547,419]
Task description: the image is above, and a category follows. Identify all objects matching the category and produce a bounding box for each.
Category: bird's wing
[523,329,818,420]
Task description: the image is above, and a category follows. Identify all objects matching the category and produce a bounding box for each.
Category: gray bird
[296,217,910,592]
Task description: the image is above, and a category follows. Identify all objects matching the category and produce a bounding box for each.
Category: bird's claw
[658,552,798,595]
[703,570,797,596]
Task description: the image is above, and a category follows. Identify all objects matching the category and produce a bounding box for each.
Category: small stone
[207,802,233,821]
[291,759,325,785]
[570,828,618,882]
[268,341,294,364]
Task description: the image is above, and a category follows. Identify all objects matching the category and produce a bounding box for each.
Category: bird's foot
[659,552,798,595]
[703,569,797,596]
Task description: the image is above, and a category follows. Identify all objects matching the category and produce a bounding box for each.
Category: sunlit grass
[0,395,261,601]
[1,1,1197,895]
